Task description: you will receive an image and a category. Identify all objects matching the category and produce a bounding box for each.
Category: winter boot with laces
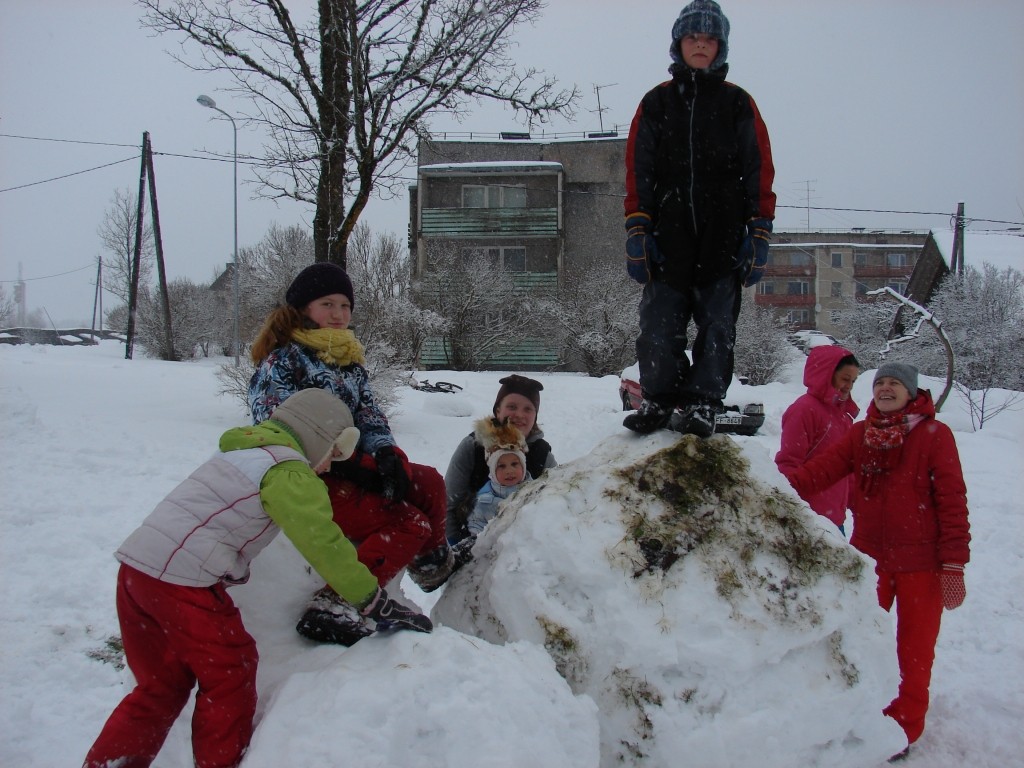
[296,585,375,646]
[671,403,717,438]
[408,544,455,592]
[623,399,673,434]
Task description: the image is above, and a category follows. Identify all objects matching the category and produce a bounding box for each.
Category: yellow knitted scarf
[292,328,366,367]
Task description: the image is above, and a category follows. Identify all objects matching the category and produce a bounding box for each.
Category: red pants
[876,567,943,744]
[324,462,447,586]
[84,565,259,768]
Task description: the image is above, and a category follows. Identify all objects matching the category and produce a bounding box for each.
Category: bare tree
[920,265,1024,429]
[140,0,578,266]
[415,247,532,369]
[135,278,219,360]
[538,263,640,377]
[236,222,316,343]
[98,188,154,303]
[733,297,792,385]
[0,285,14,326]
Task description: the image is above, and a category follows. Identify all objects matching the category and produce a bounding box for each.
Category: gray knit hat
[873,362,919,399]
[670,0,730,70]
[270,389,360,467]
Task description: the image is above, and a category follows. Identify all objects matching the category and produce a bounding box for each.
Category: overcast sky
[2,0,1022,325]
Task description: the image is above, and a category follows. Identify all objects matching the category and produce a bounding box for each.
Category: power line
[3,132,1023,227]
[0,156,138,193]
[0,263,95,284]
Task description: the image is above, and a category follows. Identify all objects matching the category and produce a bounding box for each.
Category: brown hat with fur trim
[492,374,544,416]
[474,416,529,483]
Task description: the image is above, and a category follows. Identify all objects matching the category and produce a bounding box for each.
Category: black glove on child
[736,217,772,287]
[625,212,662,285]
[360,587,433,633]
[375,445,410,502]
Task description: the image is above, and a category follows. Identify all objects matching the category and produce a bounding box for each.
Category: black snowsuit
[625,62,775,407]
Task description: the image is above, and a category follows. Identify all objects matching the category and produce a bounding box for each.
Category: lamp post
[196,94,240,365]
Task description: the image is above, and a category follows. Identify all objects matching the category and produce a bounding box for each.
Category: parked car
[619,366,766,436]
[787,330,837,354]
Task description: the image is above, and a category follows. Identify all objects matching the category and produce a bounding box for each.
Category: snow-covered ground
[0,340,1020,767]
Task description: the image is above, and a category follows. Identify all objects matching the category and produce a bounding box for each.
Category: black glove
[375,446,410,502]
[451,535,477,571]
[360,587,433,633]
[625,212,661,284]
[735,217,772,287]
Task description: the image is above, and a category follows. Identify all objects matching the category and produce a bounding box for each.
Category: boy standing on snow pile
[623,0,776,438]
[782,363,970,760]
[83,389,431,768]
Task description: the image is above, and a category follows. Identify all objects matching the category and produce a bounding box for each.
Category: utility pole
[91,256,103,341]
[949,201,966,276]
[145,138,176,360]
[125,132,148,360]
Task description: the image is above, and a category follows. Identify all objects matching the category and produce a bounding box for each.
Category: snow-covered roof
[419,161,563,175]
[931,228,1024,272]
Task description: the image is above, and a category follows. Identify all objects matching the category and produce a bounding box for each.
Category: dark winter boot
[887,746,911,763]
[623,399,673,434]
[408,544,455,592]
[671,404,717,438]
[296,586,374,646]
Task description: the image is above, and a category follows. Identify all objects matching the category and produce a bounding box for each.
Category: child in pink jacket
[775,345,860,532]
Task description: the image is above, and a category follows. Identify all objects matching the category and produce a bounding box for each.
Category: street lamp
[196,94,240,366]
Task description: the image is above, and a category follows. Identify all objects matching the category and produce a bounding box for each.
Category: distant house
[894,227,1024,335]
[754,229,929,337]
[903,228,1024,306]
[409,136,626,370]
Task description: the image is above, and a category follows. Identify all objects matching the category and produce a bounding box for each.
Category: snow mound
[433,431,907,767]
[243,628,599,768]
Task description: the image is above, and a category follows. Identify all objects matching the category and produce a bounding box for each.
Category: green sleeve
[260,462,378,606]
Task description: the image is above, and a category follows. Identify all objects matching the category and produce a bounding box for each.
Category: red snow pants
[876,567,943,744]
[324,461,447,586]
[83,565,258,768]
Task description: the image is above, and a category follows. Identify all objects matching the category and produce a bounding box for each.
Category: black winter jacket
[625,64,776,288]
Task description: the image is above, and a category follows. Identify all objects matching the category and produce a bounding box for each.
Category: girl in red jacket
[783,362,969,758]
[775,345,860,533]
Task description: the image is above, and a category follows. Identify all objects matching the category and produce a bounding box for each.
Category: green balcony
[420,207,559,238]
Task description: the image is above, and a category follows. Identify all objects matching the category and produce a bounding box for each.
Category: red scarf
[859,392,932,492]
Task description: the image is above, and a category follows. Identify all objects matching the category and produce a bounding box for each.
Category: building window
[786,309,810,324]
[758,281,775,295]
[830,281,843,298]
[854,251,868,266]
[787,280,810,296]
[829,310,843,324]
[831,252,843,268]
[790,252,812,267]
[462,184,527,208]
[886,252,908,267]
[886,280,907,294]
[462,246,527,272]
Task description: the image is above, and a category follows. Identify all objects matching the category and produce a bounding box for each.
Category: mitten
[625,213,661,284]
[360,587,433,633]
[451,535,477,571]
[940,563,966,610]
[375,445,410,502]
[735,217,772,287]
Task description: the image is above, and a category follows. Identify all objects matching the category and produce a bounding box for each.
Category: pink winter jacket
[775,345,860,526]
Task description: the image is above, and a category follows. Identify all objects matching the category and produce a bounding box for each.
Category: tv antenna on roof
[590,83,618,133]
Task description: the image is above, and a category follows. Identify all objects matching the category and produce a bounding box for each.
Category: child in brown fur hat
[466,417,531,536]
